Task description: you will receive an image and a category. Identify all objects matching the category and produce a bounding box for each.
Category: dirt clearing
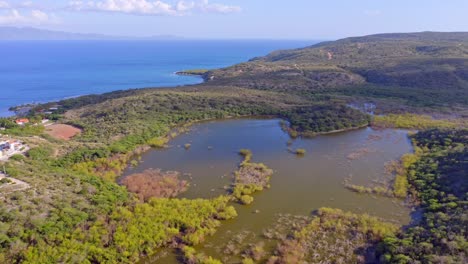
[45,124,81,140]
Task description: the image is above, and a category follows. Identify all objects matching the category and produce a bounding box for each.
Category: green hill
[205,32,468,111]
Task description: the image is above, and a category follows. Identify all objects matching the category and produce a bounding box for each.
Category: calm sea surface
[0,40,314,116]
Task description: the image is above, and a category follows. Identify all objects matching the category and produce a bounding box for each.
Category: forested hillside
[205,32,468,113]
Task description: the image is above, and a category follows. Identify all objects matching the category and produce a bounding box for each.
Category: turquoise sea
[0,40,315,116]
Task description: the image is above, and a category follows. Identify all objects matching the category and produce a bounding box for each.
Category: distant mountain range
[0,27,183,40]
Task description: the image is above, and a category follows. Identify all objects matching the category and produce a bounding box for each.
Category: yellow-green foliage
[71,155,129,182]
[216,205,238,220]
[234,184,261,199]
[231,151,273,205]
[295,148,306,155]
[23,196,237,264]
[373,114,466,130]
[147,136,169,148]
[314,208,398,238]
[346,151,420,199]
[393,175,408,198]
[181,245,223,264]
[270,207,399,263]
[393,153,419,198]
[289,129,299,138]
[239,149,252,164]
[239,194,254,205]
[242,258,255,264]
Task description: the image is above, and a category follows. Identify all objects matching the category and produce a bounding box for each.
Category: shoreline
[119,116,370,181]
[174,69,209,78]
[2,94,88,118]
[300,123,370,137]
[3,72,208,118]
[174,71,206,76]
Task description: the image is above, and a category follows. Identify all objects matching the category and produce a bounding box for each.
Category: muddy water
[124,119,413,263]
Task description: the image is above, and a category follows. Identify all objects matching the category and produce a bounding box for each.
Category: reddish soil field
[45,124,81,140]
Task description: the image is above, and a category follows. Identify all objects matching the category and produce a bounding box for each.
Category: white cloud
[176,1,194,12]
[69,0,177,15]
[0,1,9,9]
[199,0,240,13]
[0,1,60,25]
[0,9,57,25]
[68,0,241,16]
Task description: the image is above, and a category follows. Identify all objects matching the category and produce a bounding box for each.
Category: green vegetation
[241,258,255,264]
[231,150,273,205]
[176,69,210,76]
[181,245,222,264]
[281,104,370,136]
[147,136,169,148]
[380,129,467,263]
[0,139,236,264]
[0,118,17,129]
[239,149,252,159]
[0,177,13,185]
[335,129,466,263]
[391,153,420,198]
[51,86,372,146]
[27,146,53,161]
[269,207,399,263]
[239,194,254,205]
[8,154,24,162]
[59,88,297,143]
[345,152,421,199]
[0,122,44,137]
[238,149,252,165]
[23,196,236,263]
[344,184,393,197]
[0,87,302,263]
[373,114,467,130]
[207,32,468,115]
[295,148,306,155]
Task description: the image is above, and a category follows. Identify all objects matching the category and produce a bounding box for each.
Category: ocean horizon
[0,40,315,117]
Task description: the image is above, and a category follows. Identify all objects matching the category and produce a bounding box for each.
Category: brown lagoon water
[123,119,413,263]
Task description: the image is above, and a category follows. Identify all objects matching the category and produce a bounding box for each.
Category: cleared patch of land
[0,173,30,194]
[45,124,81,140]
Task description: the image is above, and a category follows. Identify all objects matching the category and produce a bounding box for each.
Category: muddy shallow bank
[123,119,413,263]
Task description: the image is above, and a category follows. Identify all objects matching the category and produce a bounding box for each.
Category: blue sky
[0,0,467,39]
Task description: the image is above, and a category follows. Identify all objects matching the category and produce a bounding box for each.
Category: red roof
[15,118,29,124]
